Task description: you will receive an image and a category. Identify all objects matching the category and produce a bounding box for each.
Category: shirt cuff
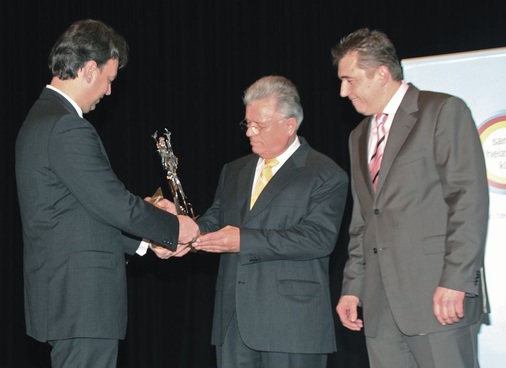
[136,239,150,256]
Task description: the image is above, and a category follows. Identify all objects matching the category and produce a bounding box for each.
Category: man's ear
[286,117,297,135]
[81,60,98,83]
[376,65,390,85]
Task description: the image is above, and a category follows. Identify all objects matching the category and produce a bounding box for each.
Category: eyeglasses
[239,117,287,135]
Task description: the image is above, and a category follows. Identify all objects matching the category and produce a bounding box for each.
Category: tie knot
[264,158,278,168]
[376,113,388,126]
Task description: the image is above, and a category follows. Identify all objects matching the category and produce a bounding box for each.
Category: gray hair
[243,75,304,129]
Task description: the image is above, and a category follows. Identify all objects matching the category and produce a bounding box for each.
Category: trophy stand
[151,129,198,251]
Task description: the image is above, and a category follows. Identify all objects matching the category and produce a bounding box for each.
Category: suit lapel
[352,118,375,197]
[247,159,301,215]
[375,85,419,194]
[237,157,257,218]
[244,140,308,221]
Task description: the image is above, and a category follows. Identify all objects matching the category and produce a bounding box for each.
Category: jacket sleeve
[433,96,489,295]
[49,115,179,251]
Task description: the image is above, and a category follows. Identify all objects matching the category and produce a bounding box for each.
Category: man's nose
[340,82,349,98]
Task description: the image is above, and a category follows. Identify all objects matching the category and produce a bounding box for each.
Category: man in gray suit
[15,19,199,368]
[193,75,349,368]
[332,28,489,367]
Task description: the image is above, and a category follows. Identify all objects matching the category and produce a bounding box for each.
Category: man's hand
[150,242,192,259]
[336,295,363,331]
[144,196,177,215]
[154,198,177,214]
[144,196,197,247]
[177,215,200,245]
[193,225,240,253]
[433,286,465,325]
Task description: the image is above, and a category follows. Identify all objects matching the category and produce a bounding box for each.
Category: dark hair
[48,19,129,80]
[243,75,304,129]
[331,28,403,81]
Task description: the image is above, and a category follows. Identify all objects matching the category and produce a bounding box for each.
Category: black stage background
[3,1,505,367]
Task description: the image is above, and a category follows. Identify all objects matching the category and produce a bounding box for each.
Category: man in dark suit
[332,28,489,367]
[15,19,199,368]
[193,75,349,368]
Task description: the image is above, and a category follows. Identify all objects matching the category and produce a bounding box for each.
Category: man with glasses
[193,75,349,368]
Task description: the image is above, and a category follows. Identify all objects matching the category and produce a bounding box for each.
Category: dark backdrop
[3,1,505,367]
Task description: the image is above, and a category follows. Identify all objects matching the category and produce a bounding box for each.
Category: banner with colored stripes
[403,47,506,368]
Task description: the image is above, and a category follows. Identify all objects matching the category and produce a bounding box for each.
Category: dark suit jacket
[198,138,349,354]
[15,88,180,342]
[342,84,489,337]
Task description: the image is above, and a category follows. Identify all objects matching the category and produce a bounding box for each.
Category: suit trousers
[365,280,480,368]
[216,312,327,368]
[49,337,119,368]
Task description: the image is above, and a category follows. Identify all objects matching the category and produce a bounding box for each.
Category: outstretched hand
[192,225,240,253]
[150,242,192,259]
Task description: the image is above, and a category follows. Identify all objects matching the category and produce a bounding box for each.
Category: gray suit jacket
[15,88,180,342]
[343,84,489,337]
[198,138,349,354]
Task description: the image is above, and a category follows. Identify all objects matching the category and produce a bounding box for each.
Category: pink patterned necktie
[369,113,388,190]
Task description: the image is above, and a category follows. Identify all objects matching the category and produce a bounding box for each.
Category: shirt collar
[383,81,409,116]
[46,85,83,118]
[255,136,301,172]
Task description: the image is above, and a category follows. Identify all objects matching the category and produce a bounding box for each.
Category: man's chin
[351,101,365,114]
[250,144,261,155]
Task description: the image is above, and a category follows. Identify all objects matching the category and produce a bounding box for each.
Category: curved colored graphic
[479,113,506,193]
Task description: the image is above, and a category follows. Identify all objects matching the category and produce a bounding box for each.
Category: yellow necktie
[250,158,278,209]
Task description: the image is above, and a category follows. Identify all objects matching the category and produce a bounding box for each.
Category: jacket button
[373,248,378,254]
[373,209,382,215]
